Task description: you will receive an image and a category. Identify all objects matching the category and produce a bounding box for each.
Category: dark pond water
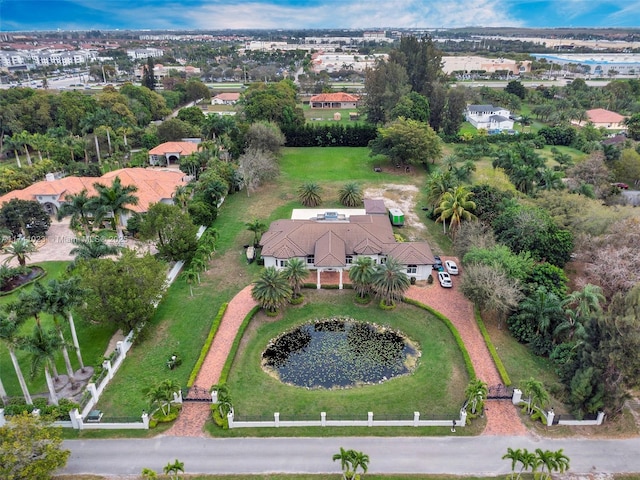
[262,318,419,389]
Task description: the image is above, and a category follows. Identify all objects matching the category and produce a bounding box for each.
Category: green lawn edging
[0,266,47,296]
[218,305,260,384]
[187,303,229,387]
[474,307,512,386]
[402,297,476,380]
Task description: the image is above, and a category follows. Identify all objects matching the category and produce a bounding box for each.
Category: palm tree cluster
[464,378,489,417]
[503,447,570,480]
[143,379,181,416]
[333,447,370,480]
[521,377,550,417]
[424,171,477,239]
[0,277,86,406]
[348,256,411,308]
[181,228,219,297]
[298,182,364,208]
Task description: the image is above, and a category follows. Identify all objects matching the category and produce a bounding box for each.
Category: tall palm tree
[11,131,32,166]
[521,377,550,415]
[251,267,292,314]
[181,268,198,297]
[502,447,523,480]
[56,277,87,371]
[3,239,36,267]
[535,448,557,480]
[245,219,267,246]
[163,459,185,480]
[0,312,33,404]
[371,256,410,307]
[57,189,97,237]
[93,177,139,242]
[283,258,307,299]
[515,287,564,338]
[297,182,323,207]
[552,449,570,475]
[349,256,376,299]
[434,186,477,237]
[22,326,62,406]
[338,182,363,207]
[425,170,457,211]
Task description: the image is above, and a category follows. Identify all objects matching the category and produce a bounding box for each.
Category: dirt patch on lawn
[364,184,425,240]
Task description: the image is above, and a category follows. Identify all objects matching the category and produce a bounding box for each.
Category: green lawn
[0,261,117,399]
[302,104,363,125]
[226,290,468,419]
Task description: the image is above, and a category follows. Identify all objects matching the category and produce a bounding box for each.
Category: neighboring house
[260,200,435,289]
[211,92,241,105]
[581,108,627,130]
[0,168,186,226]
[465,104,514,131]
[309,92,360,109]
[148,141,200,166]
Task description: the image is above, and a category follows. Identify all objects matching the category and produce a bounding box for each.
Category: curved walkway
[166,285,257,437]
[405,257,527,436]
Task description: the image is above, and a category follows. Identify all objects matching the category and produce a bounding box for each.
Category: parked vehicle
[445,260,459,275]
[438,271,452,288]
[612,182,629,189]
[434,256,444,271]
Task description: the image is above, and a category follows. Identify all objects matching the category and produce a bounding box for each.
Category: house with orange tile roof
[0,168,186,227]
[260,202,435,289]
[148,141,200,166]
[211,92,241,105]
[580,108,627,130]
[309,92,360,109]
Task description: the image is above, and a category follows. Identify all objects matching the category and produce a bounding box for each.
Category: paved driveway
[0,218,76,266]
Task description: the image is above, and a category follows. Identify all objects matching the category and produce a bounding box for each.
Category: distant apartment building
[127,47,164,60]
[134,63,201,79]
[0,49,96,70]
[310,52,387,73]
[442,56,531,76]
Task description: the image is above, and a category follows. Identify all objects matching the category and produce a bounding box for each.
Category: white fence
[512,389,605,427]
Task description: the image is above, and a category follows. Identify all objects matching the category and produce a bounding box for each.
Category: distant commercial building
[127,48,164,60]
[442,56,531,76]
[134,63,201,79]
[532,53,640,76]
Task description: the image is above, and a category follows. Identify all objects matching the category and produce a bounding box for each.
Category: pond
[262,317,420,389]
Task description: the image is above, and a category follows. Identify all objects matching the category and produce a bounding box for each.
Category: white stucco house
[465,104,514,132]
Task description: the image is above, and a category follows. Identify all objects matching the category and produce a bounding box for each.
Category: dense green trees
[0,199,51,238]
[241,79,304,128]
[369,117,442,166]
[139,203,199,262]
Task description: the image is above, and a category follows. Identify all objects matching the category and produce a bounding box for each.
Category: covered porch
[305,269,352,290]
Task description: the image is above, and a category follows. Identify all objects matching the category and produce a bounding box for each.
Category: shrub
[218,306,260,384]
[187,303,228,387]
[289,295,305,305]
[475,308,511,386]
[211,405,229,429]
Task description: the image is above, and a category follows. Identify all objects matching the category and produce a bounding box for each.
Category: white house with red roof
[211,92,241,105]
[148,141,200,166]
[309,93,360,109]
[578,108,627,130]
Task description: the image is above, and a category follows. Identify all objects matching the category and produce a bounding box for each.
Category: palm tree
[191,256,207,280]
[552,449,570,475]
[11,131,32,166]
[173,185,190,212]
[520,449,538,480]
[425,170,457,211]
[434,186,477,237]
[56,277,87,371]
[332,447,355,480]
[93,177,139,242]
[141,468,158,480]
[535,448,557,480]
[297,182,323,207]
[181,268,198,297]
[163,459,185,480]
[564,284,605,320]
[251,267,292,314]
[22,326,62,406]
[521,377,550,415]
[351,450,370,479]
[464,378,488,415]
[370,256,410,307]
[212,383,233,417]
[70,237,119,261]
[502,447,523,480]
[144,379,180,416]
[0,312,33,404]
[3,239,36,267]
[515,287,564,338]
[57,189,96,237]
[553,309,586,343]
[245,219,267,246]
[348,256,376,299]
[283,258,307,300]
[338,182,363,207]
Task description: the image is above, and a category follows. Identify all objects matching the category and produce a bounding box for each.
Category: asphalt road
[60,435,640,476]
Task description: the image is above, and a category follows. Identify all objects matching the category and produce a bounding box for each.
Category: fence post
[512,388,522,405]
[142,412,149,429]
[102,360,113,380]
[87,383,98,403]
[274,412,280,427]
[69,409,80,429]
[596,411,605,425]
[459,409,467,427]
[321,412,326,427]
[413,411,420,427]
[75,409,84,431]
[546,410,555,427]
[227,409,234,429]
[367,411,373,427]
[173,391,182,404]
[32,408,40,417]
[0,408,5,427]
[211,389,218,404]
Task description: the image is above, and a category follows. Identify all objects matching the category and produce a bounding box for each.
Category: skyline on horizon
[1,0,639,33]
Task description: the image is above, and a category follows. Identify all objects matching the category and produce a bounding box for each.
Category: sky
[0,0,639,32]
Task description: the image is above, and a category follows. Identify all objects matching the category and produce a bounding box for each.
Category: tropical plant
[297,182,323,207]
[57,189,97,237]
[464,378,488,415]
[251,267,292,314]
[163,459,185,480]
[332,448,370,480]
[0,312,33,404]
[338,182,363,207]
[92,176,139,241]
[514,287,564,341]
[370,256,410,307]
[349,256,376,299]
[521,377,550,416]
[22,326,63,406]
[564,284,605,320]
[283,258,307,299]
[434,185,477,237]
[141,468,158,480]
[143,379,180,416]
[245,219,267,246]
[3,238,36,267]
[69,237,120,262]
[181,268,198,297]
[424,170,457,211]
[213,383,234,417]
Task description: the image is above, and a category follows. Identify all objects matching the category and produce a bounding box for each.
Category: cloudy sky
[0,0,638,31]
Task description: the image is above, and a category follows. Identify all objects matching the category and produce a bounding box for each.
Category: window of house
[379,256,387,264]
[307,255,314,264]
[279,260,286,267]
[407,264,417,274]
[346,255,353,264]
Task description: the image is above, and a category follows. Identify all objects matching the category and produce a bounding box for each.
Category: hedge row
[474,307,512,386]
[402,297,476,380]
[282,123,378,147]
[218,305,261,384]
[186,303,228,387]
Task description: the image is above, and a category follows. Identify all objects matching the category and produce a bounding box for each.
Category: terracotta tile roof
[586,108,625,124]
[309,93,360,103]
[148,142,199,156]
[364,198,387,215]
[315,231,346,267]
[0,168,186,214]
[213,92,240,101]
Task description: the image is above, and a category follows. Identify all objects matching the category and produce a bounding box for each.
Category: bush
[354,293,371,305]
[427,274,433,284]
[289,295,305,305]
[218,306,260,384]
[211,405,229,429]
[187,303,228,387]
[475,308,511,386]
[378,299,396,310]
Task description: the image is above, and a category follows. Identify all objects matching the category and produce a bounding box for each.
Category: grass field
[302,104,363,125]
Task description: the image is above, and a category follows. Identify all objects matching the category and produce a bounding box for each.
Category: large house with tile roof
[148,141,200,166]
[465,104,514,131]
[260,200,435,289]
[583,108,626,130]
[309,92,360,109]
[0,168,186,226]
